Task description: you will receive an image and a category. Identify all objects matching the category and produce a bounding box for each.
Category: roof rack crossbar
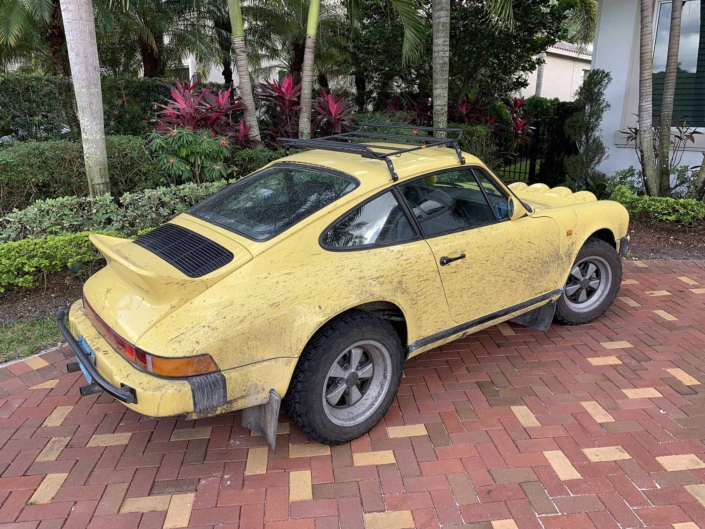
[277,124,466,180]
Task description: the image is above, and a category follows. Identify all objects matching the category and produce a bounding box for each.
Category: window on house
[653,0,705,127]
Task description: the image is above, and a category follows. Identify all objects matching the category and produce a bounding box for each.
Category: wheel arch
[587,228,617,248]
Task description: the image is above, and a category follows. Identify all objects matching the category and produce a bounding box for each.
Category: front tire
[283,310,404,445]
[555,237,622,325]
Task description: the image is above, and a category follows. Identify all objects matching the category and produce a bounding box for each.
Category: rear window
[189,164,358,241]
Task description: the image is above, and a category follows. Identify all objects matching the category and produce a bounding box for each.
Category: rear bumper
[58,300,297,418]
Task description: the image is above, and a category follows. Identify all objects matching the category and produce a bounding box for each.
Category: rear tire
[283,310,404,445]
[555,237,621,325]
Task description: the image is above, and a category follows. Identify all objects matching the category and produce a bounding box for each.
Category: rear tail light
[82,295,218,378]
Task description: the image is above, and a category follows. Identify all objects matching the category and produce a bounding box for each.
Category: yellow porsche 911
[58,124,629,448]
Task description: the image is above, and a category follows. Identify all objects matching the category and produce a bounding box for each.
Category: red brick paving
[0,260,704,528]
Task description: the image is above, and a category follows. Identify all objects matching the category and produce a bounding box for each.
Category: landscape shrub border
[610,185,705,225]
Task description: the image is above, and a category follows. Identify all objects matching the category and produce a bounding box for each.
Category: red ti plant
[258,75,302,146]
[508,96,532,144]
[156,79,247,138]
[312,90,356,135]
[411,97,433,127]
[231,120,253,148]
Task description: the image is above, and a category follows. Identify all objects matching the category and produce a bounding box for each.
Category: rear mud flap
[510,300,556,332]
[242,389,281,452]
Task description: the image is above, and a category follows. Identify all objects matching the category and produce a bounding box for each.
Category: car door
[399,167,562,325]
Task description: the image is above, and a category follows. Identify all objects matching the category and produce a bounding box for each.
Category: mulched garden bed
[627,221,705,261]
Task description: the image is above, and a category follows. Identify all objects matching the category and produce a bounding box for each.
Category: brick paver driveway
[1,260,705,529]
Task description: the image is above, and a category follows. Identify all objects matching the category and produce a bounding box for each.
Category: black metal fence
[494,106,579,187]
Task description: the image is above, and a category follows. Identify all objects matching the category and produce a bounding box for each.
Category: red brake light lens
[82,295,218,378]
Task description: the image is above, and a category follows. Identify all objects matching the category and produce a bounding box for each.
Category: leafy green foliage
[610,185,705,225]
[0,180,229,242]
[0,135,168,213]
[564,69,611,191]
[0,231,114,290]
[147,129,235,184]
[0,74,229,140]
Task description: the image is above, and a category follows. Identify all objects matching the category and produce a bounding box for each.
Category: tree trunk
[432,0,450,135]
[59,0,110,196]
[656,0,682,197]
[222,57,234,86]
[639,0,659,196]
[291,41,305,86]
[298,36,316,139]
[354,74,366,112]
[535,52,547,97]
[318,73,329,90]
[139,37,160,78]
[228,0,261,142]
[45,0,70,76]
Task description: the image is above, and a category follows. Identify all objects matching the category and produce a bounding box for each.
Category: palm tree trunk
[639,0,659,196]
[45,0,70,76]
[291,41,305,85]
[228,0,261,142]
[694,156,705,201]
[656,0,682,197]
[535,52,546,97]
[432,0,450,135]
[298,0,320,140]
[59,0,110,196]
[139,38,160,78]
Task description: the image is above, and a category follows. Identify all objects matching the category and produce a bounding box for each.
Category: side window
[472,167,510,220]
[322,192,416,248]
[400,169,496,237]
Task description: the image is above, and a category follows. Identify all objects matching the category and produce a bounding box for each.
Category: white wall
[521,51,591,101]
[593,0,704,175]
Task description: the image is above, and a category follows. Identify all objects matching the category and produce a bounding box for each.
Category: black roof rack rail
[277,123,466,181]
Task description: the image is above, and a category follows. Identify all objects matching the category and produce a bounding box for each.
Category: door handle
[440,254,466,266]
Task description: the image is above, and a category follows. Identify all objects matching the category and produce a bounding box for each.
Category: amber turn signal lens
[149,354,219,378]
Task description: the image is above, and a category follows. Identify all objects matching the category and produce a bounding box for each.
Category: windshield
[189,164,358,241]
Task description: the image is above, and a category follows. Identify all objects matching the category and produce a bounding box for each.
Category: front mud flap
[510,300,556,332]
[242,389,281,452]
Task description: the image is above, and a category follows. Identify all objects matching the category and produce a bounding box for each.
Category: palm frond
[0,0,32,47]
[485,0,514,28]
[390,0,424,65]
[563,0,597,48]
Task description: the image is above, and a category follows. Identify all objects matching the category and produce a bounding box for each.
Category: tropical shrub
[312,90,356,135]
[0,232,118,291]
[155,80,248,139]
[147,129,235,184]
[0,136,168,214]
[0,180,229,243]
[258,75,302,146]
[610,185,705,225]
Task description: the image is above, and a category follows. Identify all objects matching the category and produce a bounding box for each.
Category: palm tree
[432,0,513,132]
[228,0,260,141]
[298,0,425,139]
[656,0,682,197]
[0,0,70,74]
[60,0,110,195]
[639,0,658,196]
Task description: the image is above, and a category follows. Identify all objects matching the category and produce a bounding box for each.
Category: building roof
[551,41,593,57]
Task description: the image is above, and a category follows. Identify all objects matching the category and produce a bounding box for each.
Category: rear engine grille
[134,224,234,278]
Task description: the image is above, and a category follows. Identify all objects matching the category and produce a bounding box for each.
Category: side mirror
[507,195,530,221]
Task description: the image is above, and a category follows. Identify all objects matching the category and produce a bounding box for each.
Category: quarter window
[322,192,416,248]
[400,169,497,237]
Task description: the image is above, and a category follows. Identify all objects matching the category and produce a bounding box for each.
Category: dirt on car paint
[1,220,703,327]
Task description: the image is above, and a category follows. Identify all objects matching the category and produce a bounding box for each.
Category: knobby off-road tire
[555,237,622,325]
[283,310,404,445]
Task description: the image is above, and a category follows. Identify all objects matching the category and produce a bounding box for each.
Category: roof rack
[278,123,466,181]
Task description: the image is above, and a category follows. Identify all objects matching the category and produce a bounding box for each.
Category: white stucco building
[593,0,704,175]
[520,42,593,101]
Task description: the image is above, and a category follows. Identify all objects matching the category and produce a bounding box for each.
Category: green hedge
[0,231,118,291]
[0,136,169,213]
[1,180,229,242]
[611,185,705,225]
[0,75,175,140]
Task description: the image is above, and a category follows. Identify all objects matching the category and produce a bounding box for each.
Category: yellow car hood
[83,218,252,345]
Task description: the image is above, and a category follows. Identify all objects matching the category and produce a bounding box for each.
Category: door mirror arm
[507,195,530,221]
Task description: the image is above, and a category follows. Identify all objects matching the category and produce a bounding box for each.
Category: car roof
[277,146,485,188]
